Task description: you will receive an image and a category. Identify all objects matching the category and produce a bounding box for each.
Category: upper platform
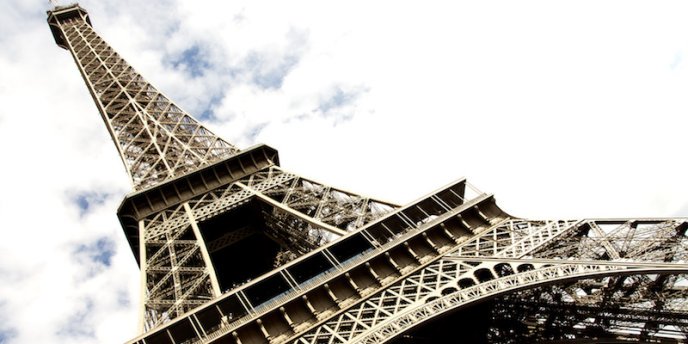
[47,4,91,49]
[117,144,280,262]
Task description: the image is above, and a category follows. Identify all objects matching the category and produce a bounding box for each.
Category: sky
[1,0,688,343]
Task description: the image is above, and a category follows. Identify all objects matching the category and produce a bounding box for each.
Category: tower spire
[48,4,397,332]
[49,4,688,344]
[47,4,240,190]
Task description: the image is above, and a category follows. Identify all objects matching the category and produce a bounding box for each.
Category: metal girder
[486,275,688,343]
[135,166,396,330]
[296,219,688,344]
[123,184,688,344]
[48,6,239,190]
[123,179,480,344]
[48,5,688,344]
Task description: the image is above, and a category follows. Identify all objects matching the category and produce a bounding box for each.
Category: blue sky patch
[198,94,224,121]
[75,237,116,267]
[71,191,110,217]
[319,87,359,113]
[245,52,299,90]
[0,304,15,344]
[200,107,214,121]
[171,45,210,78]
[0,298,14,343]
[0,329,16,344]
[316,86,368,125]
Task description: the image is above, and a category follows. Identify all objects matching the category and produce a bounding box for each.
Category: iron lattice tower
[48,4,688,344]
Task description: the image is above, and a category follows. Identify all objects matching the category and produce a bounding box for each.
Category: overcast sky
[1,0,687,343]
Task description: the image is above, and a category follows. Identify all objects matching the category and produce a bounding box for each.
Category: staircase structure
[48,4,688,344]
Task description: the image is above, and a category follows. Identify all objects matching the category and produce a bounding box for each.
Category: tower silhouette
[48,4,688,344]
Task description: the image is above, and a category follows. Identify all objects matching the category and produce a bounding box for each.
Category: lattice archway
[354,263,688,343]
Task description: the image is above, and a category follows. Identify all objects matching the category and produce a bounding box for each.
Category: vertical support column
[138,220,148,333]
[184,202,222,296]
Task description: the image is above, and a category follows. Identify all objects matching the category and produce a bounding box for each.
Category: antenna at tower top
[48,0,58,7]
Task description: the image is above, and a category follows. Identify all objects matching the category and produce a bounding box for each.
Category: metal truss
[48,5,688,344]
[120,182,687,344]
[138,166,395,330]
[48,7,239,190]
[295,219,688,344]
[487,275,688,343]
[123,179,488,343]
[48,6,397,331]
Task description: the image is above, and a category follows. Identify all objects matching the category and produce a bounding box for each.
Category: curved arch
[494,263,515,277]
[352,264,688,344]
[516,263,534,273]
[458,278,476,289]
[440,287,457,296]
[474,268,495,283]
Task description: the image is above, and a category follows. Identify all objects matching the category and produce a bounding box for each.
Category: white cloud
[1,0,687,343]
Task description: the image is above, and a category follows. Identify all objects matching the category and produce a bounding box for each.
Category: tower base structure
[123,175,688,344]
[46,4,688,344]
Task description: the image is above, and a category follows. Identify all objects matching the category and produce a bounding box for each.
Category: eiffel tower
[48,4,688,344]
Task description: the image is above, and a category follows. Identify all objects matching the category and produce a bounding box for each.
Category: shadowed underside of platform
[47,4,688,344]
